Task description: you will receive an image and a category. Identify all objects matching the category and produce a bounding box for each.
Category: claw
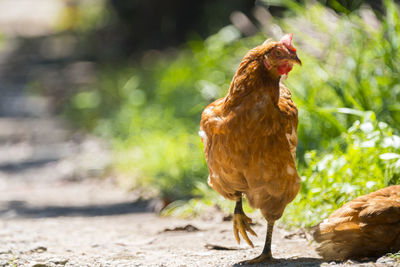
[233,213,257,248]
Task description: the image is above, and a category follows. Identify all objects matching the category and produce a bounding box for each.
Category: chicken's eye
[275,50,282,56]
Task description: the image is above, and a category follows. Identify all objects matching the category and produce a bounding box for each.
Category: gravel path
[0,178,398,267]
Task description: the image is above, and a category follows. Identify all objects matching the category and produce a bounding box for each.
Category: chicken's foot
[239,220,274,265]
[233,198,257,248]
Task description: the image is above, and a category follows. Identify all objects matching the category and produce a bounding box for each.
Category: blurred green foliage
[64,0,400,225]
[65,25,256,198]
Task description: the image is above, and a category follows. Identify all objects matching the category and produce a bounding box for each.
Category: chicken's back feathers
[312,185,400,260]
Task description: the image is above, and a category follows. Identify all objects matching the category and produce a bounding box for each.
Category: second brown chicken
[313,185,400,261]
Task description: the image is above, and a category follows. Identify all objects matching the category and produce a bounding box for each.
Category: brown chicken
[312,185,400,261]
[199,34,302,264]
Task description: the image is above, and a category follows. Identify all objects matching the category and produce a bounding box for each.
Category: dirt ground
[0,179,314,267]
[1,179,399,267]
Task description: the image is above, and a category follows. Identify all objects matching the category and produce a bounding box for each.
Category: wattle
[277,62,293,75]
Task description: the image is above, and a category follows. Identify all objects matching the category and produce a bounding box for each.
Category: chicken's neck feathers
[223,59,281,110]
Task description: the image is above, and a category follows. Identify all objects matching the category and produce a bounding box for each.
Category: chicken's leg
[239,220,275,265]
[233,198,257,247]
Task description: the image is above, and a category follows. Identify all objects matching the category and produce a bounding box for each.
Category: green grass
[63,0,400,226]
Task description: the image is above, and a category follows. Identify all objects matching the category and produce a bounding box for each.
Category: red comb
[280,33,296,52]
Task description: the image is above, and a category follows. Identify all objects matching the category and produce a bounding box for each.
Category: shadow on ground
[0,199,153,219]
[0,158,60,173]
[233,257,325,267]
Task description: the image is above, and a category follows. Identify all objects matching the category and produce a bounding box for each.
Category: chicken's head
[262,33,301,76]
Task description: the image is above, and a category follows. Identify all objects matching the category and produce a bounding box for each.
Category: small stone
[29,246,47,254]
[50,258,68,265]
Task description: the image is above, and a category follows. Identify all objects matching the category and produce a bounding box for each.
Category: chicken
[312,185,400,261]
[199,33,302,264]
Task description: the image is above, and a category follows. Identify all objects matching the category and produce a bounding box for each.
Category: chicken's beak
[291,54,302,66]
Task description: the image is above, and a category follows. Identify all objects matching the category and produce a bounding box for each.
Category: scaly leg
[233,198,257,247]
[239,220,275,265]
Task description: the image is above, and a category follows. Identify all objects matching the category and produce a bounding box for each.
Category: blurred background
[0,0,399,226]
